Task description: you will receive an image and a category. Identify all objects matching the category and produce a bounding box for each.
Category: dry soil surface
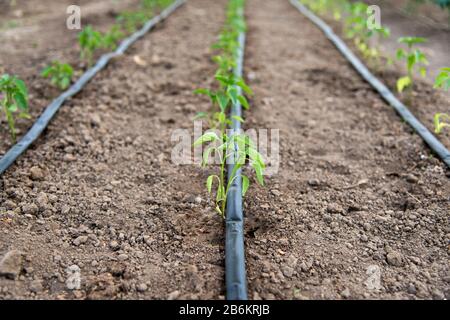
[244,0,449,300]
[0,0,227,299]
[0,0,449,300]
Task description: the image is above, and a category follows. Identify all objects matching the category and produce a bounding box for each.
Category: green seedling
[194,74,251,132]
[434,113,450,134]
[103,25,124,50]
[78,26,103,67]
[194,131,265,218]
[41,61,74,90]
[117,11,148,33]
[343,2,391,65]
[433,67,450,134]
[434,67,450,90]
[0,74,30,142]
[396,37,428,94]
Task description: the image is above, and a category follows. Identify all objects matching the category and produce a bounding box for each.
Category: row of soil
[0,0,449,300]
[0,0,140,153]
[0,0,227,299]
[243,0,449,300]
[321,1,450,152]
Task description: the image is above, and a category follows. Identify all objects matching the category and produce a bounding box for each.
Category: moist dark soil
[0,0,449,300]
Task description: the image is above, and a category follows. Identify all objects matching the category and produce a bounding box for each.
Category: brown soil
[0,0,227,299]
[0,0,449,300]
[243,0,449,300]
[324,2,450,152]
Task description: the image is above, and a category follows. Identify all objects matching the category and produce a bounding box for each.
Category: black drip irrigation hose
[225,31,248,300]
[289,0,450,169]
[0,0,186,176]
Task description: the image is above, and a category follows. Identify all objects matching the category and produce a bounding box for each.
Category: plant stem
[5,92,16,142]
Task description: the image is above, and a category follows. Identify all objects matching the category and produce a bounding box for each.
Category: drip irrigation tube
[289,0,450,169]
[225,29,248,299]
[0,0,185,176]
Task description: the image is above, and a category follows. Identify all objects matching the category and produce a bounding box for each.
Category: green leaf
[207,175,214,194]
[217,93,229,112]
[434,68,450,90]
[232,115,244,123]
[252,162,264,186]
[397,76,411,93]
[18,112,31,119]
[193,132,220,147]
[216,184,225,202]
[215,74,230,86]
[238,95,249,110]
[236,78,253,95]
[396,49,405,60]
[407,55,415,72]
[193,88,211,96]
[61,77,71,90]
[419,67,427,78]
[434,113,450,134]
[242,175,249,197]
[41,67,52,77]
[227,86,238,105]
[14,79,27,95]
[202,147,213,166]
[13,93,27,110]
[7,104,18,112]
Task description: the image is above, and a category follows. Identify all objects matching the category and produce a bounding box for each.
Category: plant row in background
[299,0,450,135]
[193,0,266,218]
[0,0,173,143]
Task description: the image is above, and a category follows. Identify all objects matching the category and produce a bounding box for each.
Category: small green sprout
[102,25,124,50]
[433,67,450,134]
[434,67,450,90]
[117,11,148,33]
[0,74,30,142]
[396,36,428,94]
[41,61,74,90]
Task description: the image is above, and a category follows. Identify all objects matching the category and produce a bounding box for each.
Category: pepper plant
[396,37,428,94]
[103,25,124,50]
[41,61,74,90]
[193,0,265,218]
[0,74,30,142]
